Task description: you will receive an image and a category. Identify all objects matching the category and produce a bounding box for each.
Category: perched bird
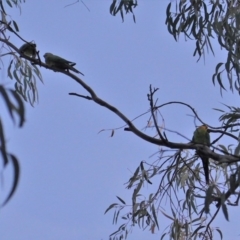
[192,125,211,184]
[19,42,37,58]
[43,53,84,75]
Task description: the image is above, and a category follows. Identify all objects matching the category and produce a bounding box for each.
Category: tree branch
[0,35,239,166]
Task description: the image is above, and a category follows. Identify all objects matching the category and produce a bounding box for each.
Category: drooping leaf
[1,154,20,206]
[104,203,118,214]
[222,203,229,221]
[204,185,213,213]
[0,118,8,166]
[151,204,159,229]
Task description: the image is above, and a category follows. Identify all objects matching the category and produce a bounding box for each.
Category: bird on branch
[192,125,211,184]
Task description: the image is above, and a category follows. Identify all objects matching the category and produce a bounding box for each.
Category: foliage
[0,0,40,206]
[165,0,240,94]
[111,0,240,93]
[0,0,42,106]
[105,1,240,239]
[0,84,23,206]
[104,88,240,240]
[109,0,137,22]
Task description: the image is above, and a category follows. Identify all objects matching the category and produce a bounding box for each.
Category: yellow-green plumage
[192,125,210,184]
[19,42,37,58]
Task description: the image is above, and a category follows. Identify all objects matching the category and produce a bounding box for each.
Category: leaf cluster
[110,0,137,22]
[0,85,23,206]
[165,0,240,93]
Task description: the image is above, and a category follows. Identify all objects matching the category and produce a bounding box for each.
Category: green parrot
[43,53,84,75]
[192,125,211,184]
[19,42,37,58]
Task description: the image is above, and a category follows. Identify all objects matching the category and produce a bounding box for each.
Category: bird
[43,53,84,75]
[19,42,37,58]
[192,125,211,184]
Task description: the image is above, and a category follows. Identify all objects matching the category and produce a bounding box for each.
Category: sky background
[0,0,239,239]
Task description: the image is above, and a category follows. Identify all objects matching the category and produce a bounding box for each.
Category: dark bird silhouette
[192,125,211,184]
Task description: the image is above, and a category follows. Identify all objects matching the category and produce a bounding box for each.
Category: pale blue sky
[0,1,239,239]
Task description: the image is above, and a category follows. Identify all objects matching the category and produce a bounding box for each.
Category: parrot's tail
[70,66,84,76]
[199,155,209,184]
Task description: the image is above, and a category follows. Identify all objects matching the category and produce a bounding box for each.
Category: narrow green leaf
[222,203,229,221]
[28,66,33,80]
[115,209,120,224]
[112,211,117,226]
[0,118,8,165]
[120,8,124,22]
[127,166,139,189]
[26,90,32,107]
[13,20,19,32]
[214,62,224,74]
[13,70,21,83]
[116,196,126,204]
[217,35,226,48]
[125,229,128,239]
[212,108,224,113]
[167,18,173,35]
[205,185,213,213]
[190,195,197,214]
[229,174,237,193]
[110,0,117,14]
[225,53,231,73]
[160,233,167,240]
[1,154,20,206]
[160,210,174,221]
[0,0,6,14]
[115,0,124,14]
[7,59,13,79]
[216,228,223,240]
[109,228,120,237]
[165,2,171,21]
[6,0,12,7]
[110,224,125,236]
[191,226,205,237]
[132,13,136,23]
[23,77,27,95]
[134,180,143,196]
[10,90,25,127]
[0,85,14,122]
[237,166,240,184]
[1,11,7,24]
[194,40,201,57]
[206,35,214,56]
[151,204,159,229]
[104,203,118,214]
[140,161,144,171]
[218,144,228,154]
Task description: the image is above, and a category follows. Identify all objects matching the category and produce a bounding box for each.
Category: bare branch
[69,92,92,100]
[148,85,167,143]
